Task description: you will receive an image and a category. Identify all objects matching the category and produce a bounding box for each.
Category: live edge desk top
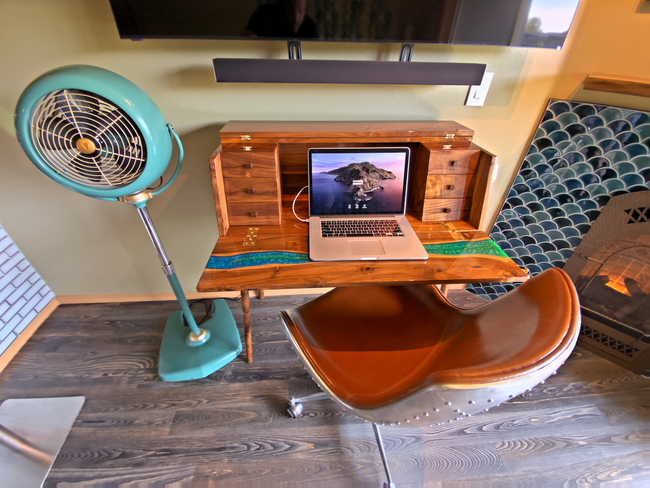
[197,202,528,362]
[198,203,527,291]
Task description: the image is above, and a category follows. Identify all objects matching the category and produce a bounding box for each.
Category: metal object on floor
[286,391,329,418]
[0,396,85,487]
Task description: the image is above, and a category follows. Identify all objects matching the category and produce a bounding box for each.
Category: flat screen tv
[109,0,581,50]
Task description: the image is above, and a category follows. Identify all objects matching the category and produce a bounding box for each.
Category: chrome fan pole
[136,205,242,381]
[136,206,205,342]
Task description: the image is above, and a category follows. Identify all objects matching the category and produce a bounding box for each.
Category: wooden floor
[0,291,648,487]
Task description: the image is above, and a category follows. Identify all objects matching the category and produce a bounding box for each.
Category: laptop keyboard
[321,219,404,238]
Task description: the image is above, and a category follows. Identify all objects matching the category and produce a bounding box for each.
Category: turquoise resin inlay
[425,239,508,257]
[206,239,506,270]
[208,251,310,269]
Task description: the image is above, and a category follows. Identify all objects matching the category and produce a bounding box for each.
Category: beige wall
[0,0,648,296]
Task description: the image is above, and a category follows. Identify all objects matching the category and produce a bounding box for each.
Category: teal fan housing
[14,65,241,381]
[15,65,177,201]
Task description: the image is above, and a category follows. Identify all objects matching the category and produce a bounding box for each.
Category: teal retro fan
[14,65,242,381]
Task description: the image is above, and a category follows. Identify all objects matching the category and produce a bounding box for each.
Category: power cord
[182,299,215,328]
[293,185,309,223]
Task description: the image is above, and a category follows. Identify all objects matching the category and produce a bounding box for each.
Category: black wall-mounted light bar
[212,58,486,86]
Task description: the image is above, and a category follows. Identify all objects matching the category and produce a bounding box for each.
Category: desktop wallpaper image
[310,151,406,215]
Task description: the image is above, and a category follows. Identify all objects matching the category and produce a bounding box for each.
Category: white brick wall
[0,224,55,356]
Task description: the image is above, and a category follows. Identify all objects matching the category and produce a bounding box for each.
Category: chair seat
[281,268,580,409]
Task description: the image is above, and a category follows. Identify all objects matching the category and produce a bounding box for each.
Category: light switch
[465,71,494,107]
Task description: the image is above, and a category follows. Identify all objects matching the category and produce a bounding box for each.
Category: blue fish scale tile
[473,99,650,302]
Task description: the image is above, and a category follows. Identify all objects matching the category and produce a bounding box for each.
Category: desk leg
[241,290,253,363]
[440,284,449,297]
[258,290,265,299]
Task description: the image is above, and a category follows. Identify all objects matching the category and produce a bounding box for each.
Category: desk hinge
[445,134,456,139]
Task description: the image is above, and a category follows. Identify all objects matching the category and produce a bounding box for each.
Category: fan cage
[29,89,148,189]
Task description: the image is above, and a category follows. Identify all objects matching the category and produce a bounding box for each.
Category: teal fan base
[159,299,242,382]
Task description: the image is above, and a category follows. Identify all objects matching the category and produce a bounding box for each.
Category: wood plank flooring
[0,291,648,486]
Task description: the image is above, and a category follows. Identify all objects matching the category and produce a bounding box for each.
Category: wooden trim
[260,288,330,296]
[57,291,241,304]
[0,298,60,374]
[468,147,497,231]
[209,146,230,237]
[56,288,324,304]
[584,75,650,98]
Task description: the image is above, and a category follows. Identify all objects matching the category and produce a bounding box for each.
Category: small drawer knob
[249,211,257,217]
[450,160,460,167]
[245,163,253,169]
[243,146,253,152]
[248,187,256,194]
[447,185,455,191]
[443,208,451,213]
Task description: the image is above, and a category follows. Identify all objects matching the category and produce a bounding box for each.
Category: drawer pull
[447,185,455,191]
[450,160,460,167]
[241,135,251,141]
[249,211,257,217]
[443,208,451,213]
[245,163,253,169]
[243,146,253,152]
[248,187,256,194]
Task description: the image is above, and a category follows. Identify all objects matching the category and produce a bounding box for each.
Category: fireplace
[564,192,650,375]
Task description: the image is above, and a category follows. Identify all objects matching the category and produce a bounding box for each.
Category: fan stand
[135,202,242,381]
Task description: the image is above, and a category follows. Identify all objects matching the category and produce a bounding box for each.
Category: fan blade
[67,153,105,184]
[53,89,101,117]
[47,90,101,138]
[35,115,77,151]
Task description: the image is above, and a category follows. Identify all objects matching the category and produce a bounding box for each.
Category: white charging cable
[292,185,309,223]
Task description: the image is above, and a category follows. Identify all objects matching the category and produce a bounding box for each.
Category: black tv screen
[109,0,581,49]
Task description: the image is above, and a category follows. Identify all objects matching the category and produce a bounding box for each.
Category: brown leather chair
[280,268,581,487]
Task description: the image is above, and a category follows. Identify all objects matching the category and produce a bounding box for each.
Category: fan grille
[29,89,147,188]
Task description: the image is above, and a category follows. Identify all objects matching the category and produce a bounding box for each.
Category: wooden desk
[198,202,528,362]
[198,121,528,362]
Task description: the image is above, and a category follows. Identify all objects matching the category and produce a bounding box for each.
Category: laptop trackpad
[349,240,385,256]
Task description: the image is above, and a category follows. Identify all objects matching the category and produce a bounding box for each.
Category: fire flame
[603,275,632,297]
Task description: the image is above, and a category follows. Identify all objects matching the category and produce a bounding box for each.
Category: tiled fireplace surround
[466,99,650,375]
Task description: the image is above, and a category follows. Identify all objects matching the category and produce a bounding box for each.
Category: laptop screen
[308,147,410,216]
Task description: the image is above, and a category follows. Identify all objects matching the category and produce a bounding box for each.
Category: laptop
[308,147,428,261]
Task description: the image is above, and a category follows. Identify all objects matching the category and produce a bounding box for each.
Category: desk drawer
[220,142,279,152]
[425,174,475,199]
[422,198,472,221]
[221,151,278,178]
[227,201,281,225]
[428,149,480,175]
[224,177,279,202]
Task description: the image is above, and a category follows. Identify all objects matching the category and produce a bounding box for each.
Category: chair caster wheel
[287,401,303,418]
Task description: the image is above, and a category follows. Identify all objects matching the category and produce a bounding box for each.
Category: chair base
[286,391,395,487]
[287,391,329,418]
[158,299,242,381]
